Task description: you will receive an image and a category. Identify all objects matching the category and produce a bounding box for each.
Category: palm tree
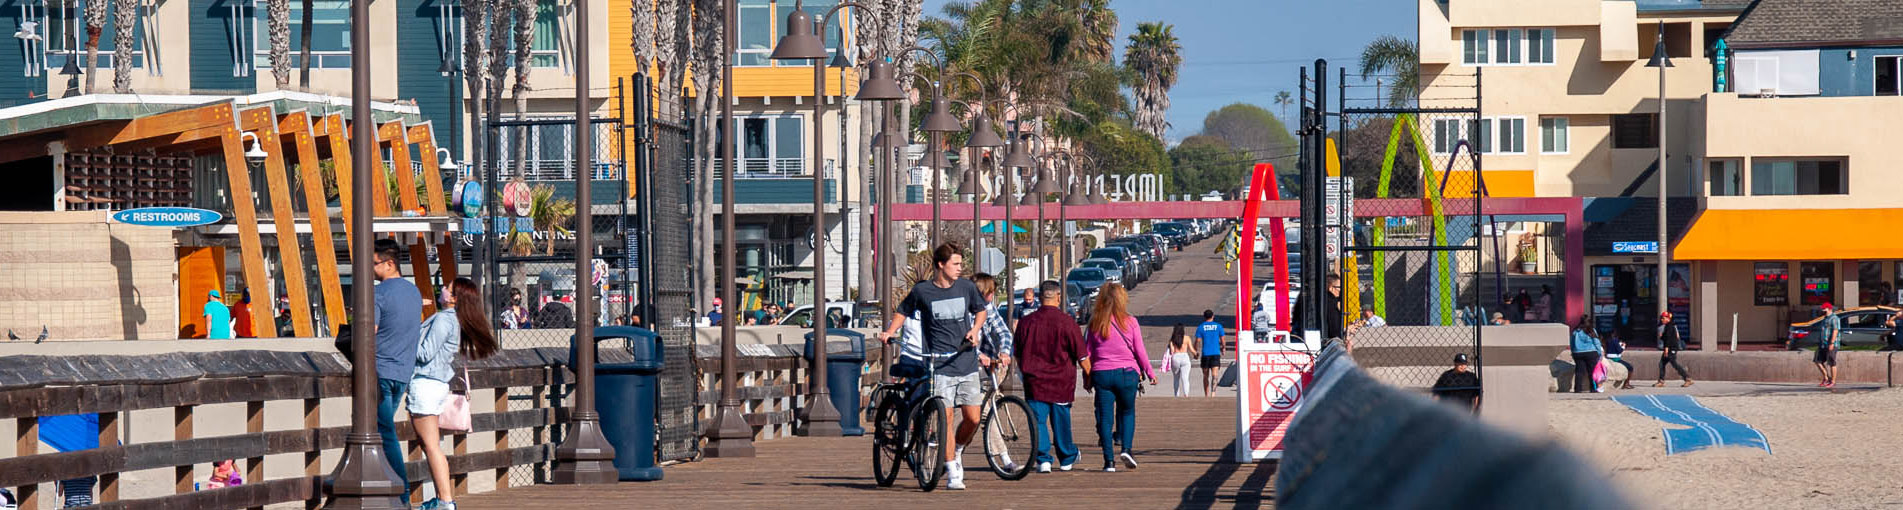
[510,0,534,159]
[82,0,104,93]
[688,0,722,310]
[631,0,654,77]
[268,0,291,88]
[462,0,492,173]
[1066,0,1116,64]
[110,0,134,93]
[1273,91,1292,121]
[1124,21,1180,141]
[299,0,313,87]
[1358,35,1418,108]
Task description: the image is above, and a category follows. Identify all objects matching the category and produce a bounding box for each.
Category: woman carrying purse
[411,277,499,510]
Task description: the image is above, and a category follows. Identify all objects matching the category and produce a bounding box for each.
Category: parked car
[1065,281,1096,324]
[1065,267,1109,299]
[1115,235,1167,269]
[1150,223,1192,249]
[1078,258,1125,285]
[1104,243,1153,282]
[775,302,864,328]
[1088,246,1144,284]
[1788,306,1900,350]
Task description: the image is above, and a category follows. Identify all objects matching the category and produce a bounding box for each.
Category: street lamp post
[705,0,756,458]
[1646,21,1673,338]
[953,96,1002,271]
[998,126,1033,318]
[551,0,618,484]
[771,2,901,435]
[1017,136,1054,283]
[327,0,404,506]
[1058,152,1092,279]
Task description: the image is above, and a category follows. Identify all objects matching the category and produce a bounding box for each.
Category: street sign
[1235,338,1311,462]
[111,207,222,227]
[1612,241,1658,254]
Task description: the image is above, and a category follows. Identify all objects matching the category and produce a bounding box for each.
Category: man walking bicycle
[1013,280,1090,473]
[877,244,989,490]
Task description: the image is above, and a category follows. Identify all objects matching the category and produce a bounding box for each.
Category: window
[1877,56,1901,96]
[1708,159,1742,196]
[1539,117,1568,154]
[1432,118,1466,153]
[1470,118,1490,153]
[1493,117,1525,154]
[1526,28,1555,64]
[256,0,352,70]
[735,116,805,175]
[1462,28,1553,65]
[1612,114,1657,149]
[530,0,560,68]
[1750,158,1845,196]
[737,0,847,67]
[43,2,147,71]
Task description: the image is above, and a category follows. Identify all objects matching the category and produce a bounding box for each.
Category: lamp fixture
[13,21,40,41]
[768,2,828,61]
[922,94,962,133]
[963,114,1002,148]
[1645,21,1674,69]
[855,60,906,100]
[436,147,460,172]
[239,132,269,161]
[1001,135,1035,168]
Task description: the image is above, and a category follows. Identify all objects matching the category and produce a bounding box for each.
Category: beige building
[1420,0,1903,346]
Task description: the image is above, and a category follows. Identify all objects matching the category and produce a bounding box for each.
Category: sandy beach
[1550,385,1903,509]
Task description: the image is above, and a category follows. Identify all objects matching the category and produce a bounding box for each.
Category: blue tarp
[1612,394,1771,455]
[38,413,99,453]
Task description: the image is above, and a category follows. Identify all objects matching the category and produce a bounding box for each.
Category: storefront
[1588,262,1692,346]
[1673,208,1903,346]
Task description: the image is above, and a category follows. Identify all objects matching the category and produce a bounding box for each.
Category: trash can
[571,325,664,481]
[803,328,868,436]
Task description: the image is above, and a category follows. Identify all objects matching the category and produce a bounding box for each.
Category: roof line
[0,91,421,123]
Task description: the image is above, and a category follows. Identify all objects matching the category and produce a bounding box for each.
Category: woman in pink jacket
[1084,283,1156,472]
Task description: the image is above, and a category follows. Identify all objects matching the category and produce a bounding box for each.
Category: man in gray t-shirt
[877,243,989,490]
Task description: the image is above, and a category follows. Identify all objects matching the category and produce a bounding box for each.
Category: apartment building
[1421,0,1903,345]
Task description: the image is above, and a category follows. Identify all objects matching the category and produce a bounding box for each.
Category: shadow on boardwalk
[457,397,1277,508]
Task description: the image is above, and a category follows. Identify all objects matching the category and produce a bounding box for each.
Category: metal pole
[930,131,942,249]
[799,10,843,435]
[1058,162,1069,278]
[326,0,403,504]
[637,75,657,327]
[1657,53,1669,346]
[1035,162,1045,283]
[874,104,888,378]
[1002,130,1016,320]
[552,0,617,484]
[705,0,756,457]
[970,148,980,269]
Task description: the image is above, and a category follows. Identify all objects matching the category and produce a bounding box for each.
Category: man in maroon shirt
[1012,280,1091,473]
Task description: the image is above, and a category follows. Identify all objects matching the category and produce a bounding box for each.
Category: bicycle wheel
[984,395,1037,480]
[910,397,949,492]
[871,391,903,487]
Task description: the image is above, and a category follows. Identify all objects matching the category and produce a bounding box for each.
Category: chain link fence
[636,75,701,463]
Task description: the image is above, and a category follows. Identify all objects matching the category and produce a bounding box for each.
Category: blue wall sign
[111,207,223,227]
[1612,241,1658,254]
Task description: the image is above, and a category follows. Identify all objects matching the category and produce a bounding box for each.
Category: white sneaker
[1103,465,1118,473]
[1120,452,1139,470]
[1059,463,1074,471]
[945,460,966,490]
[1036,462,1052,473]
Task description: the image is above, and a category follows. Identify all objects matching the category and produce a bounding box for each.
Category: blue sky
[918,0,1416,144]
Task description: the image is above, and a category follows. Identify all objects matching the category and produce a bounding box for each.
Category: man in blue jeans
[371,239,422,503]
[1011,280,1090,473]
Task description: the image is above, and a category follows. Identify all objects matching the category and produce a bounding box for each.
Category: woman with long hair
[1167,324,1193,397]
[1569,316,1604,393]
[1084,283,1155,472]
[411,278,498,510]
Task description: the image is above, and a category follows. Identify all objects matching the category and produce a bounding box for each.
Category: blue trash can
[571,326,664,481]
[803,328,868,436]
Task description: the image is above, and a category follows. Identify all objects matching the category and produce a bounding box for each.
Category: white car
[1255,282,1300,324]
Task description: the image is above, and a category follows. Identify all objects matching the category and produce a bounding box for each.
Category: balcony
[711,157,806,178]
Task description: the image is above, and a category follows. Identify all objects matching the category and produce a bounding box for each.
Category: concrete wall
[0,211,178,341]
[1701,92,1903,209]
[1351,323,1568,438]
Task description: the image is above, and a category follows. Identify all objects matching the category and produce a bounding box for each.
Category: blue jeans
[377,378,410,503]
[1090,368,1140,466]
[1026,398,1078,466]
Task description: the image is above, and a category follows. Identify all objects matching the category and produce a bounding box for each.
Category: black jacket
[1658,323,1685,351]
[1292,291,1345,339]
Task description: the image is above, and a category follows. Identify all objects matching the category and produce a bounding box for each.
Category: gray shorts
[932,371,983,407]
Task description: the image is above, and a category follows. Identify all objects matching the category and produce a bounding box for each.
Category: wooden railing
[0,347,603,510]
[694,340,886,441]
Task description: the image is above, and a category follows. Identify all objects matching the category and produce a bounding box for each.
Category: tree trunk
[267,0,289,88]
[510,0,534,172]
[484,0,513,172]
[656,0,685,117]
[462,0,490,187]
[299,0,313,87]
[110,0,134,93]
[83,0,104,94]
[631,0,653,77]
[690,0,721,311]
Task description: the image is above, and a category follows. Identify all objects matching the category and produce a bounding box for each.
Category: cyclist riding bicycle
[878,243,989,490]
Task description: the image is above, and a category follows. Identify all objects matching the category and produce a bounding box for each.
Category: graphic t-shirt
[1196,320,1225,357]
[204,301,233,339]
[896,279,987,376]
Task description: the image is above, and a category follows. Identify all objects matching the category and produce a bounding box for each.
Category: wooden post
[17,417,38,510]
[240,107,316,337]
[283,112,348,332]
[97,412,118,502]
[173,406,192,495]
[219,130,277,338]
[494,388,510,489]
[381,122,419,214]
[320,115,359,255]
[303,398,321,510]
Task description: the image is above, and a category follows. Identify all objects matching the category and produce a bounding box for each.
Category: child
[207,460,243,488]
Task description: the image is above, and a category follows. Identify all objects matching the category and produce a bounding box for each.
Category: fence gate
[633,74,701,463]
[1322,65,1487,395]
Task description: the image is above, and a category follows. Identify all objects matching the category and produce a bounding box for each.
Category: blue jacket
[416,308,461,383]
[1569,330,1602,354]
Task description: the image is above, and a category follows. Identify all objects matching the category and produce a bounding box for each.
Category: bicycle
[975,363,1036,480]
[869,351,958,491]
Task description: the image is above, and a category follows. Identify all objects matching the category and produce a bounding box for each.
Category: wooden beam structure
[219,130,278,336]
[281,112,348,334]
[0,103,240,165]
[317,114,358,255]
[408,123,459,298]
[238,106,315,337]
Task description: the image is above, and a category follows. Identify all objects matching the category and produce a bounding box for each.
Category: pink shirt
[1086,315,1153,379]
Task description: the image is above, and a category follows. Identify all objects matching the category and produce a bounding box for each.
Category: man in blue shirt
[202,289,232,339]
[1196,310,1226,397]
[370,239,422,503]
[1814,304,1841,388]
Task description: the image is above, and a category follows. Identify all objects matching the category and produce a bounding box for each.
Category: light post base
[324,435,406,510]
[551,412,618,484]
[796,392,843,437]
[703,403,756,457]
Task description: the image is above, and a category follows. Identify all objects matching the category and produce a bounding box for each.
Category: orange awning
[1674,208,1903,260]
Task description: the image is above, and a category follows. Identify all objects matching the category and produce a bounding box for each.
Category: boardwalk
[455,397,1274,509]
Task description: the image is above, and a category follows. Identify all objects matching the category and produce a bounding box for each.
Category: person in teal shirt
[1814,304,1841,388]
[1195,310,1226,397]
[203,289,232,339]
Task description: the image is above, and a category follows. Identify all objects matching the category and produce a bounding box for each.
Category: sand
[1549,387,1903,510]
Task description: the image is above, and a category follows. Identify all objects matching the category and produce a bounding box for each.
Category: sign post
[1234,334,1312,462]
